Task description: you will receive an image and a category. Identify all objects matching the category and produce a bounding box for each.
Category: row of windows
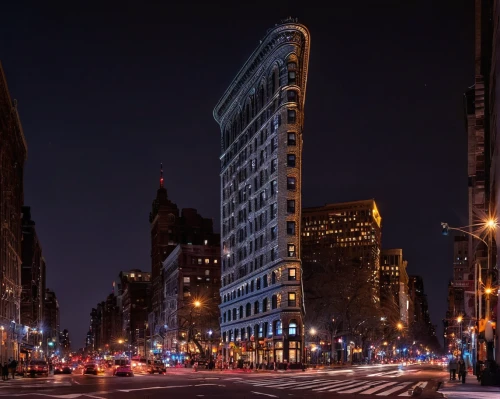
[190,258,218,265]
[222,267,297,301]
[222,319,300,342]
[222,293,298,324]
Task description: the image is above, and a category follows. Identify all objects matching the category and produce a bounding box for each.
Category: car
[115,365,134,377]
[147,360,166,374]
[82,363,104,375]
[26,360,49,377]
[62,366,72,374]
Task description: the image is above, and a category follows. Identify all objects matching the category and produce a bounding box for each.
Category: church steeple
[160,163,164,188]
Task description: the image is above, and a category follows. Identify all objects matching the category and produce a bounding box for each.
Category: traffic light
[441,223,449,236]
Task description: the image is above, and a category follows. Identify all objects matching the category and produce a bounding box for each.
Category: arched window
[272,294,277,309]
[234,328,238,340]
[239,306,243,319]
[246,303,251,317]
[241,328,245,340]
[232,308,237,320]
[251,280,254,292]
[256,278,261,290]
[254,301,259,314]
[247,326,252,340]
[289,320,298,336]
[262,297,268,312]
[263,275,268,288]
[227,310,231,322]
[272,271,276,284]
[223,313,226,323]
[254,324,259,338]
[223,331,227,342]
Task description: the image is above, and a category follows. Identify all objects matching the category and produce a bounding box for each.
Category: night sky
[1,1,473,348]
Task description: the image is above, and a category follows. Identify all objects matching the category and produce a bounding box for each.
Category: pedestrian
[458,358,466,384]
[448,357,457,380]
[2,362,7,381]
[9,359,17,380]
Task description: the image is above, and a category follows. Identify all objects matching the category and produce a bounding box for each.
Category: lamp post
[0,326,3,364]
[457,316,463,358]
[441,219,497,363]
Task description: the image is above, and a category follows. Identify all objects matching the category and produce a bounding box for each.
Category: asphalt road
[0,363,448,398]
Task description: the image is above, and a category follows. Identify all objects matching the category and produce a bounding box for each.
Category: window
[263,275,268,288]
[271,158,278,174]
[272,272,277,285]
[183,277,190,284]
[287,177,296,190]
[254,301,259,314]
[288,267,297,280]
[271,180,278,195]
[287,90,297,102]
[288,62,297,85]
[289,320,298,336]
[268,322,273,337]
[214,259,218,264]
[275,320,282,335]
[287,154,296,167]
[271,225,277,240]
[239,306,243,318]
[233,308,237,320]
[287,110,296,124]
[287,200,295,213]
[246,303,251,317]
[270,203,277,219]
[288,245,296,258]
[272,294,278,309]
[205,269,210,276]
[204,258,210,264]
[287,132,296,146]
[288,292,296,307]
[262,298,268,312]
[287,221,296,235]
[198,258,202,265]
[256,278,261,290]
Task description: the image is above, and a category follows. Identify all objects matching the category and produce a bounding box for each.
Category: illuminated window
[198,258,202,265]
[214,259,218,264]
[288,268,297,280]
[205,270,210,276]
[287,177,296,190]
[289,320,298,335]
[205,258,210,264]
[288,292,296,307]
[288,244,296,257]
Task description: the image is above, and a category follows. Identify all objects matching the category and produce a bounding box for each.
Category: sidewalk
[438,376,500,399]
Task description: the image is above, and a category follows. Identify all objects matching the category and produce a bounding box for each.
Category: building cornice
[213,22,310,125]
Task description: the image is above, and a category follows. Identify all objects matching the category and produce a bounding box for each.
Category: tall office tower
[0,62,28,361]
[380,249,409,325]
[213,19,310,366]
[302,199,382,300]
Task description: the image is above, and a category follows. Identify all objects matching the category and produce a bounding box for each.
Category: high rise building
[44,289,60,355]
[214,19,310,365]
[149,166,217,347]
[302,199,382,300]
[380,249,409,325]
[0,62,28,361]
[162,244,221,359]
[20,206,46,346]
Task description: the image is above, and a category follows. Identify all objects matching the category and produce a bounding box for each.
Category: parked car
[115,365,134,377]
[26,360,49,377]
[147,360,166,374]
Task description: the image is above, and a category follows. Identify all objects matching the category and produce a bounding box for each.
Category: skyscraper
[214,19,310,365]
[301,199,382,300]
[0,62,28,361]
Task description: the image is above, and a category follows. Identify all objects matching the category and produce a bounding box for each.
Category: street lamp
[441,219,497,363]
[457,316,463,357]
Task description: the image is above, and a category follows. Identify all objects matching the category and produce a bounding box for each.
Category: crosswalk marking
[376,382,412,396]
[234,376,428,396]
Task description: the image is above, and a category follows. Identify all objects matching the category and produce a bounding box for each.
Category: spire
[160,163,164,188]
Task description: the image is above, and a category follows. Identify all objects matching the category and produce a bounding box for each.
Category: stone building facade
[213,19,310,366]
[0,62,28,361]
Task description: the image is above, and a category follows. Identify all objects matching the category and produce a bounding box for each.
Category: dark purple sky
[1,1,472,348]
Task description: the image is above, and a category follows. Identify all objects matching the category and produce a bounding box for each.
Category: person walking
[458,358,466,384]
[9,359,17,380]
[449,357,458,380]
[2,362,7,381]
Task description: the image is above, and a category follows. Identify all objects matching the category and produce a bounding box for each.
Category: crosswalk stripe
[397,381,428,397]
[312,380,363,391]
[328,380,373,392]
[376,382,413,396]
[360,381,399,395]
[290,380,341,390]
[338,380,392,394]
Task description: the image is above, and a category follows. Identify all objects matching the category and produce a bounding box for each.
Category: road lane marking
[118,385,193,392]
[313,380,363,391]
[327,380,372,392]
[360,381,399,394]
[250,392,278,398]
[376,382,412,396]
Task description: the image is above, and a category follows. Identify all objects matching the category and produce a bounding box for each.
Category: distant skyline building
[148,165,218,349]
[214,19,311,365]
[301,199,382,300]
[380,249,409,325]
[44,289,60,356]
[20,206,46,351]
[0,61,28,361]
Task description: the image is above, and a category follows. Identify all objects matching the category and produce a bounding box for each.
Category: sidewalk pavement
[438,376,500,399]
